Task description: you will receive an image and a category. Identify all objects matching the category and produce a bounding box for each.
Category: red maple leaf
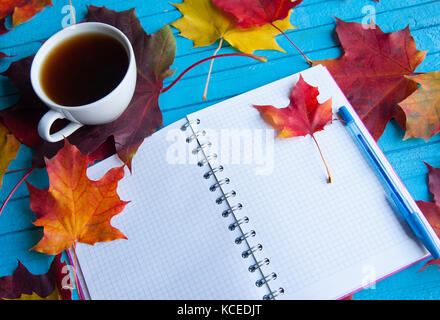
[0,6,176,169]
[417,163,440,271]
[426,163,440,206]
[314,18,426,140]
[212,0,304,28]
[0,20,7,35]
[253,74,333,182]
[0,254,72,300]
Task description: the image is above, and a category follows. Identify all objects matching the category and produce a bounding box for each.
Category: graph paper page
[75,119,264,299]
[187,65,428,299]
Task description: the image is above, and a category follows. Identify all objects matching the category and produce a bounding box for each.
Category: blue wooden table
[1,0,440,300]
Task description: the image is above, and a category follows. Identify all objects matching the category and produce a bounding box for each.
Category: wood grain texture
[0,0,440,300]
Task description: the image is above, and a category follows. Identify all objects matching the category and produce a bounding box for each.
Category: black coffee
[40,32,129,106]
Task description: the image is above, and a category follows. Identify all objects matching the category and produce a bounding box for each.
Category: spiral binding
[182,118,282,300]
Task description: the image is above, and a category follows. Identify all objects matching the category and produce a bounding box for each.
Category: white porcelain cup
[31,22,137,143]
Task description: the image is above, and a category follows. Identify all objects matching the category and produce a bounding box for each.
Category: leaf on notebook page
[0,6,176,169]
[0,0,53,33]
[399,71,440,141]
[0,122,20,189]
[313,18,426,141]
[0,254,72,300]
[211,0,304,28]
[417,163,440,271]
[28,139,129,255]
[253,74,333,183]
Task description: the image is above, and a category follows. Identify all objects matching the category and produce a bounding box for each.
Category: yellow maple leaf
[0,122,20,189]
[6,289,62,300]
[171,0,295,54]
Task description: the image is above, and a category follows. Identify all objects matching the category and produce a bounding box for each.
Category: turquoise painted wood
[0,0,439,300]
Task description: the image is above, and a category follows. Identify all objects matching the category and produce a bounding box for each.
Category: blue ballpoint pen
[339,106,440,259]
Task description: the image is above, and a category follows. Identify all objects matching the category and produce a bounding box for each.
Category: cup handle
[38,110,83,143]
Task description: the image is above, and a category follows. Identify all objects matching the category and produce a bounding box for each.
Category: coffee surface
[41,32,129,106]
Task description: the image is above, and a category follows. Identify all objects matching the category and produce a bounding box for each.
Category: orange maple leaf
[400,71,440,141]
[27,140,128,255]
[253,74,333,182]
[0,0,53,31]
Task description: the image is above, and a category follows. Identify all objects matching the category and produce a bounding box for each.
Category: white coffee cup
[31,22,137,143]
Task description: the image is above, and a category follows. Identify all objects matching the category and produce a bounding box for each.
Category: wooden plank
[0,0,434,50]
[0,228,48,277]
[355,259,440,299]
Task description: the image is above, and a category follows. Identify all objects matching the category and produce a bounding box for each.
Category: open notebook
[72,65,430,300]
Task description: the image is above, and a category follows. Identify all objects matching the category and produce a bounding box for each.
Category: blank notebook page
[75,120,265,299]
[187,65,427,299]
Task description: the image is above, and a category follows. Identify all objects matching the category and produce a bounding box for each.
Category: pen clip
[338,106,354,124]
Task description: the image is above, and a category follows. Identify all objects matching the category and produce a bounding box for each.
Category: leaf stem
[5,168,33,174]
[203,38,224,101]
[0,168,35,216]
[311,134,332,183]
[161,53,267,94]
[270,22,312,65]
[69,0,76,24]
[72,242,81,300]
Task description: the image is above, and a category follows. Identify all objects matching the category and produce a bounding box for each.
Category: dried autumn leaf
[0,6,176,169]
[425,162,440,206]
[0,20,7,35]
[28,139,129,255]
[0,0,52,33]
[417,163,440,271]
[314,19,426,141]
[253,75,333,182]
[7,290,62,300]
[419,257,440,272]
[418,201,440,238]
[171,0,294,54]
[416,200,440,271]
[0,121,20,189]
[0,254,72,300]
[0,56,53,149]
[400,71,440,141]
[212,0,304,28]
[253,75,332,137]
[211,0,310,65]
[172,0,282,99]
